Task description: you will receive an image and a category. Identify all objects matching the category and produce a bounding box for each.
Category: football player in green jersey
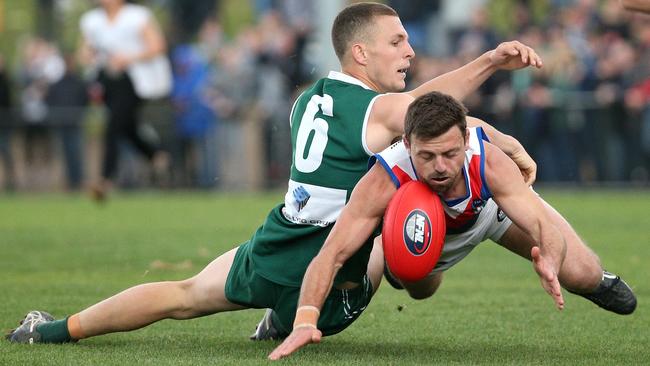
[7,2,543,348]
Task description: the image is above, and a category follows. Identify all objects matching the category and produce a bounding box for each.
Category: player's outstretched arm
[368,102,538,186]
[367,106,536,186]
[269,165,396,361]
[620,0,650,13]
[467,117,537,185]
[483,143,565,310]
[407,40,542,101]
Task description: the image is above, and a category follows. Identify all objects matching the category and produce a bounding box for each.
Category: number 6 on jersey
[294,94,333,173]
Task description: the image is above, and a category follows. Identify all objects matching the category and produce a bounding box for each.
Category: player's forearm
[295,254,339,321]
[467,117,518,156]
[298,218,379,308]
[408,51,495,101]
[295,207,383,327]
[620,0,650,12]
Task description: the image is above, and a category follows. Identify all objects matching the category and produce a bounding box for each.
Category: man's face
[364,16,414,93]
[406,127,468,194]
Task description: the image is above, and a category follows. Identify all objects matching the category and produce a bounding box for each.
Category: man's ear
[403,135,410,149]
[351,43,368,66]
[464,128,470,150]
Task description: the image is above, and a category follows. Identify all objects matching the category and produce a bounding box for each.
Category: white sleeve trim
[361,94,383,156]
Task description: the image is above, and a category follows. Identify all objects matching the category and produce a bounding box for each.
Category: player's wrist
[293,305,320,329]
[482,50,499,73]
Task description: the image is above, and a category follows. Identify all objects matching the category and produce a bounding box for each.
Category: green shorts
[225,241,374,337]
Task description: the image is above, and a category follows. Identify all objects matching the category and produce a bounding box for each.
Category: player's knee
[560,261,602,293]
[405,286,438,300]
[403,273,443,300]
[168,279,201,318]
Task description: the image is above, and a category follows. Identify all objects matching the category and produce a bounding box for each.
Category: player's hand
[531,246,564,310]
[510,145,537,186]
[488,41,543,70]
[268,326,322,361]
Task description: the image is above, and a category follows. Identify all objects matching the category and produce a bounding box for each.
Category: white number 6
[295,94,333,173]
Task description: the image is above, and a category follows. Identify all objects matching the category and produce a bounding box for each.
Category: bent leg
[401,272,444,300]
[77,247,245,338]
[373,235,444,299]
[367,236,386,294]
[496,199,602,292]
[496,199,636,314]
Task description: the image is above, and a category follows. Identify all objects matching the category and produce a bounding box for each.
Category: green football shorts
[225,241,374,336]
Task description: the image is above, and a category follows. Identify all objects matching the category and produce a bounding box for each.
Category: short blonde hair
[331,2,398,61]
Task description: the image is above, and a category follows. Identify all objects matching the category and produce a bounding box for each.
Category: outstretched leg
[497,199,636,314]
[7,247,246,343]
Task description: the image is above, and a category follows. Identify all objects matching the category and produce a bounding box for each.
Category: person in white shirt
[79,0,171,201]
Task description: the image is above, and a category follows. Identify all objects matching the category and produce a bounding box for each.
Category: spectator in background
[256,0,314,88]
[389,0,441,55]
[45,53,89,191]
[0,54,14,191]
[170,44,219,189]
[209,39,256,189]
[625,14,650,179]
[253,10,298,188]
[17,37,64,189]
[79,0,172,201]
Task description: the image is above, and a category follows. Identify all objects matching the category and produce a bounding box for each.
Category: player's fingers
[268,329,321,360]
[268,345,288,360]
[497,41,520,56]
[524,173,534,186]
[530,246,541,261]
[312,330,322,343]
[517,44,530,64]
[540,276,563,310]
[553,282,565,310]
[268,336,300,360]
[502,43,519,56]
[269,343,300,361]
[528,48,543,68]
[525,167,537,186]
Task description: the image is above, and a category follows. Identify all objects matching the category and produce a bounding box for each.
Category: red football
[382,180,446,282]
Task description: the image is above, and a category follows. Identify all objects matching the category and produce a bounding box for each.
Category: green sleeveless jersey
[247,71,381,287]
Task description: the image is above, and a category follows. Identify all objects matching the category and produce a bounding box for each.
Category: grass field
[1,189,648,365]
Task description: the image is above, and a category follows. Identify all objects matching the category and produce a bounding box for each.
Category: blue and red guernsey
[370,127,493,235]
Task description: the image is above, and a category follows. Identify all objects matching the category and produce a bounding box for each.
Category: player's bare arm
[366,102,537,185]
[408,41,542,101]
[268,165,395,361]
[367,41,543,148]
[467,117,537,185]
[620,0,650,13]
[483,143,566,310]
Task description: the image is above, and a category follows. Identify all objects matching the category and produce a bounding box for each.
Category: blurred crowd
[398,0,650,183]
[0,0,649,193]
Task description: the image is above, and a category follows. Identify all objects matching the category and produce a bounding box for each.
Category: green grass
[0,190,648,365]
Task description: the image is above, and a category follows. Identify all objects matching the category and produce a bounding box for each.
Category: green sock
[36,317,72,343]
